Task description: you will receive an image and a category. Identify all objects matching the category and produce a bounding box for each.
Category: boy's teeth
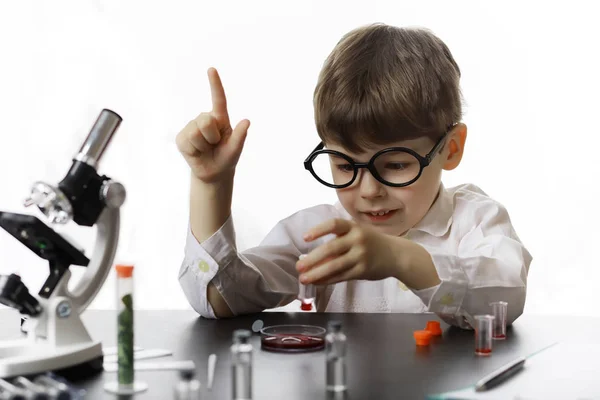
[370,211,390,216]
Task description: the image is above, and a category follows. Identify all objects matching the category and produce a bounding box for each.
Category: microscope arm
[52,207,120,315]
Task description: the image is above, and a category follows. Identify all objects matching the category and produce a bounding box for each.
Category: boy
[176,24,531,328]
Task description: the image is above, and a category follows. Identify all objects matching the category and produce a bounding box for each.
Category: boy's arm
[398,203,531,329]
[175,68,250,317]
[179,205,338,318]
[189,175,235,317]
[207,282,234,318]
[189,174,235,244]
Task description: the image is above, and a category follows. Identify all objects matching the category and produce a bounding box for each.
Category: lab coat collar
[411,183,453,237]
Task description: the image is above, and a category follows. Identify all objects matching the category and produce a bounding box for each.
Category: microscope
[0,109,125,379]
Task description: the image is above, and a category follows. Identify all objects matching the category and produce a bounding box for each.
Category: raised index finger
[207,67,230,124]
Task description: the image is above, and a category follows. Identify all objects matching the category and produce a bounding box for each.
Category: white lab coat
[178,183,532,328]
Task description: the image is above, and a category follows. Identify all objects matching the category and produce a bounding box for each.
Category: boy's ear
[443,123,467,171]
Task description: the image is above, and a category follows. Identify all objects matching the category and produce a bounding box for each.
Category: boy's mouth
[362,209,397,222]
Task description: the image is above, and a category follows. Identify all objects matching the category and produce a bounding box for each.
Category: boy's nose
[357,169,386,199]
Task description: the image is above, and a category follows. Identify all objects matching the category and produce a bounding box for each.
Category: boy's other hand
[176,67,250,183]
[296,219,400,285]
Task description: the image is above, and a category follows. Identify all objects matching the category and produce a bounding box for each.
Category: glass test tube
[474,315,495,356]
[298,254,316,311]
[231,329,253,400]
[104,264,147,395]
[326,321,347,392]
[490,301,508,339]
[117,265,135,386]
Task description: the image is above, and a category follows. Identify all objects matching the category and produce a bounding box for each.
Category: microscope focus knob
[100,181,126,209]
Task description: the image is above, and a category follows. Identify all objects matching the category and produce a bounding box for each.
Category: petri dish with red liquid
[260,325,326,353]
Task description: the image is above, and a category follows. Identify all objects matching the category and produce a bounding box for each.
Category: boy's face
[327,137,448,237]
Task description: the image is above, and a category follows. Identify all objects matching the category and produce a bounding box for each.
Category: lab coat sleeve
[412,202,532,329]
[178,206,335,318]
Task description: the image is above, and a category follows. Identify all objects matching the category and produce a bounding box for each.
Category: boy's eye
[335,164,354,172]
[385,162,411,170]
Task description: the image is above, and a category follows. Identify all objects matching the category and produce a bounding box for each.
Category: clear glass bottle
[231,329,253,400]
[326,321,347,392]
[174,368,202,400]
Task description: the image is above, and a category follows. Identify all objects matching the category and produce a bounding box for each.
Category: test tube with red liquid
[490,301,508,339]
[298,254,315,311]
[474,315,494,356]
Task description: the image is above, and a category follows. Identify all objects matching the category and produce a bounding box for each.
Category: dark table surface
[0,310,590,400]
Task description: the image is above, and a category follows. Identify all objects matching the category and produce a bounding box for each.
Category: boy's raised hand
[176,68,250,183]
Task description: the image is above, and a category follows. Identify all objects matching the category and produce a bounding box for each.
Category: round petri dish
[260,324,326,353]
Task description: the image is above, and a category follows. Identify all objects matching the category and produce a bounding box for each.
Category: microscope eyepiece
[74,109,122,169]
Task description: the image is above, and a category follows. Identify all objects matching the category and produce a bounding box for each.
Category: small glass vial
[490,301,508,339]
[231,329,253,400]
[174,368,202,400]
[104,264,147,395]
[298,254,316,311]
[474,315,495,356]
[326,321,347,392]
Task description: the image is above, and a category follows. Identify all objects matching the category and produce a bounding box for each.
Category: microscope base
[0,339,103,378]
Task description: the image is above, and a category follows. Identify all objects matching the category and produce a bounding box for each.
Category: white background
[0,1,598,316]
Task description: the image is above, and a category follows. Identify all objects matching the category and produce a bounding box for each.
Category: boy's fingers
[178,120,208,155]
[312,267,356,286]
[300,253,353,284]
[304,218,352,242]
[194,113,221,145]
[231,119,250,150]
[207,68,230,124]
[297,236,351,273]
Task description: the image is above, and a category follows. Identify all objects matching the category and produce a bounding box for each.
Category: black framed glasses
[304,126,454,188]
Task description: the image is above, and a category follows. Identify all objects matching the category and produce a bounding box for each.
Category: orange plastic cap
[115,264,134,278]
[413,330,432,346]
[425,320,442,336]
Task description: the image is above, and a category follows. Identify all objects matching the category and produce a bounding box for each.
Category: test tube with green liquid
[104,264,148,395]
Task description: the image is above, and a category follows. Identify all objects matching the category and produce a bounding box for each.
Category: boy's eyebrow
[342,142,430,158]
[412,143,432,153]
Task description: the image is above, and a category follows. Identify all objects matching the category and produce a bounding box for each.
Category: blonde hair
[314,24,462,152]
